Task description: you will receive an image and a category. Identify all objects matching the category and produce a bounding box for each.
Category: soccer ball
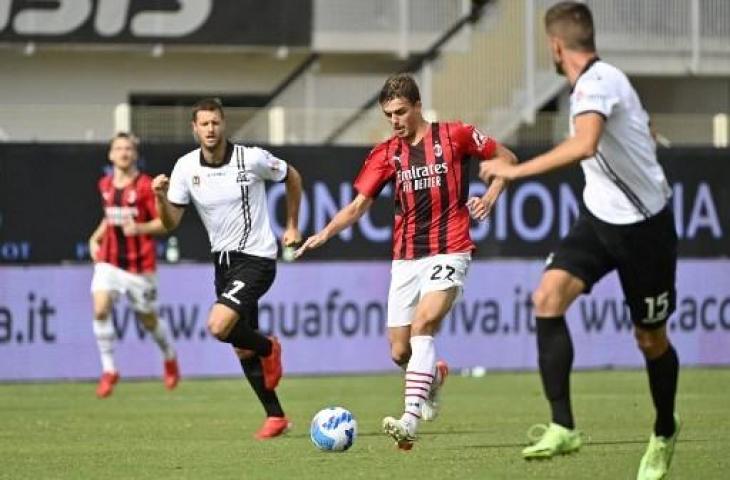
[310,407,358,452]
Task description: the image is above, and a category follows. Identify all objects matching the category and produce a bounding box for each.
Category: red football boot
[163,358,180,390]
[96,371,119,398]
[254,416,291,440]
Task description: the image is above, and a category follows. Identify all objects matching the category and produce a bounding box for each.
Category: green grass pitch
[1,368,728,479]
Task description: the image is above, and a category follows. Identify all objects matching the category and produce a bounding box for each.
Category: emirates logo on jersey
[105,206,138,225]
[398,162,448,193]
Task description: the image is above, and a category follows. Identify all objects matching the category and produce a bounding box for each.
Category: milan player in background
[482,3,680,478]
[152,98,303,440]
[88,132,180,398]
[296,74,517,449]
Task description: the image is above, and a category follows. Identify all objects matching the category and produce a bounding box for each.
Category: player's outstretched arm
[295,193,373,258]
[151,174,185,231]
[469,144,517,221]
[282,165,303,247]
[481,113,604,182]
[88,219,107,261]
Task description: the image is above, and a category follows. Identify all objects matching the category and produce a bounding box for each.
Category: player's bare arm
[282,164,303,247]
[481,113,604,181]
[88,219,107,261]
[469,143,518,221]
[151,174,185,231]
[295,193,374,258]
[122,217,168,237]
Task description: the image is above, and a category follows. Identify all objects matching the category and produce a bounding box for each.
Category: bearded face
[550,37,566,76]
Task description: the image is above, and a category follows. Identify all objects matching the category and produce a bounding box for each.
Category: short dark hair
[191,97,225,122]
[545,1,596,52]
[378,74,421,106]
[109,131,138,151]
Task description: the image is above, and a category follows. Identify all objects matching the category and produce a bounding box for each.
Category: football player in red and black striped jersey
[88,132,179,398]
[297,74,517,448]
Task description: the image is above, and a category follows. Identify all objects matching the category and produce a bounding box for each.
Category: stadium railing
[512,112,730,148]
[2,0,728,144]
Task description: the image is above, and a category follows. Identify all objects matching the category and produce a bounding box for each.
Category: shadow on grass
[284,428,498,439]
[459,438,709,450]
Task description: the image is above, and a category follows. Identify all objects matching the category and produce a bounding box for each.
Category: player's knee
[207,316,231,341]
[93,308,109,321]
[137,312,157,330]
[390,343,411,366]
[634,329,669,359]
[410,310,440,334]
[532,286,564,316]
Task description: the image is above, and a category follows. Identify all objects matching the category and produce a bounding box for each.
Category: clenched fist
[152,174,170,198]
[466,196,492,221]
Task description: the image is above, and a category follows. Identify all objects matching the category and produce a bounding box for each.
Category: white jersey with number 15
[570,59,671,225]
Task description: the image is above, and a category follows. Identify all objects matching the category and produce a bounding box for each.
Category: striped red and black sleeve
[353,140,395,198]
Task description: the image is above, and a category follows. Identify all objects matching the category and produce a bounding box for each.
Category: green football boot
[637,414,681,480]
[522,422,582,459]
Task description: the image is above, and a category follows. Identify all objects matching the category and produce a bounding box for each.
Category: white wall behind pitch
[0,48,307,142]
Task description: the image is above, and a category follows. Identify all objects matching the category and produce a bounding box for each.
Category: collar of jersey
[199,141,234,168]
[570,56,601,93]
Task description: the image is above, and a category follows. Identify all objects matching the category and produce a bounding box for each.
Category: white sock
[401,335,436,435]
[93,318,116,373]
[149,320,176,360]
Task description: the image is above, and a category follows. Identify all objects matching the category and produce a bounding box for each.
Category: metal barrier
[587,0,730,74]
[1,1,728,144]
[0,104,725,147]
[513,112,730,147]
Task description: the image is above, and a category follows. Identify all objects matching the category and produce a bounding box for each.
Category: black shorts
[213,251,276,324]
[546,205,677,329]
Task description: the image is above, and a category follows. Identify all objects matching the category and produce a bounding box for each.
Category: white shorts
[387,252,471,328]
[90,262,157,314]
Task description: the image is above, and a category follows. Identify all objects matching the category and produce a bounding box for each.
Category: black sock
[536,315,575,429]
[240,357,285,417]
[223,316,272,356]
[645,343,679,438]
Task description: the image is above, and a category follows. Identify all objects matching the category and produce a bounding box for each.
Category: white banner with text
[1,260,729,380]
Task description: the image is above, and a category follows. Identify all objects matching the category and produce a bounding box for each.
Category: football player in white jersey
[151,98,303,440]
[482,3,679,478]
